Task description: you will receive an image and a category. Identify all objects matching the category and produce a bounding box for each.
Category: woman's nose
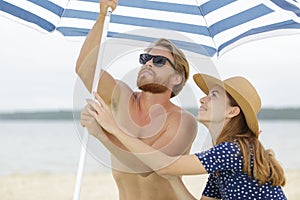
[200,97,205,104]
[200,95,209,104]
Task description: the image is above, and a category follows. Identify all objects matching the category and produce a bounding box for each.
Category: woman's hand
[100,0,118,17]
[85,92,120,136]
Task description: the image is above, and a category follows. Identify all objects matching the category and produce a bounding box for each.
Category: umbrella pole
[73,7,112,200]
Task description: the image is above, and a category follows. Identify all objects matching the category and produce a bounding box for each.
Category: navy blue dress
[195,142,287,199]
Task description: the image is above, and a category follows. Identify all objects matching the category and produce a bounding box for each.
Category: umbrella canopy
[1,0,300,57]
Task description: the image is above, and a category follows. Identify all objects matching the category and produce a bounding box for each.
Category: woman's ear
[227,106,240,118]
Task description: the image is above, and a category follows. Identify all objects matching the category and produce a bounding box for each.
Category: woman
[82,73,287,199]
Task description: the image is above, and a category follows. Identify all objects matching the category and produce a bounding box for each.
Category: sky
[1,16,300,112]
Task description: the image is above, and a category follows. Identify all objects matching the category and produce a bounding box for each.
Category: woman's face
[197,85,232,126]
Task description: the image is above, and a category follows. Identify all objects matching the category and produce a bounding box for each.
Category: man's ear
[227,106,240,118]
[171,74,183,85]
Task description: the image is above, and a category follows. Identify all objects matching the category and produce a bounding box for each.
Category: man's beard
[137,68,171,94]
[138,83,169,94]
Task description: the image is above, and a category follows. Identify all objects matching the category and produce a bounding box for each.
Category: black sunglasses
[139,53,176,70]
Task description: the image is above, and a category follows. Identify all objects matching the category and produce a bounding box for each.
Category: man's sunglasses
[139,53,176,70]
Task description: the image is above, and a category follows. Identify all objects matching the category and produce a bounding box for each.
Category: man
[76,0,198,199]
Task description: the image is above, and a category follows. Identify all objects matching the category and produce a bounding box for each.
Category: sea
[0,119,299,175]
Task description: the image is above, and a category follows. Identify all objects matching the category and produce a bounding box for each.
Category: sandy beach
[0,169,298,200]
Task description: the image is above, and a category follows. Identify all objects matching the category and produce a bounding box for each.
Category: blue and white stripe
[1,0,300,56]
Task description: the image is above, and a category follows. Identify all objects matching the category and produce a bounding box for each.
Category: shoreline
[1,108,300,120]
[1,169,298,200]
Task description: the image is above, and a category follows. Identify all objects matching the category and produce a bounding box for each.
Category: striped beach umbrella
[1,1,300,199]
[1,0,300,57]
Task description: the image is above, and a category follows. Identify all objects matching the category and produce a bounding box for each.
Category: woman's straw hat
[193,73,261,136]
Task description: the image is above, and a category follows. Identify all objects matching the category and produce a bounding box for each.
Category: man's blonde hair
[145,38,189,98]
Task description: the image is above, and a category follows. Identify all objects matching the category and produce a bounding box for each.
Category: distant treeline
[1,108,300,120]
[0,110,80,120]
[186,108,300,120]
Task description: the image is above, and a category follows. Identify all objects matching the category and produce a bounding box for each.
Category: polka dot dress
[195,142,287,199]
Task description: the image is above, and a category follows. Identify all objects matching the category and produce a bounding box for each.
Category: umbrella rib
[197,5,218,56]
[55,0,71,32]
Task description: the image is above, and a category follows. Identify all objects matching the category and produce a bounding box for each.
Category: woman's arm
[165,176,197,200]
[158,154,207,176]
[87,93,208,176]
[200,196,220,200]
[168,179,220,200]
[81,103,155,175]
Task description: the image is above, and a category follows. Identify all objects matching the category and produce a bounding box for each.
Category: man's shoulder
[165,107,197,136]
[168,106,196,121]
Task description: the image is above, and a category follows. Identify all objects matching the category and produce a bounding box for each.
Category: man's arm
[76,0,117,73]
[75,0,151,174]
[75,0,118,104]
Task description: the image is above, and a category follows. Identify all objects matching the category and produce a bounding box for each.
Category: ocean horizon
[0,119,299,176]
[1,107,300,120]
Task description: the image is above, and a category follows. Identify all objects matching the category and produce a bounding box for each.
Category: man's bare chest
[112,99,169,143]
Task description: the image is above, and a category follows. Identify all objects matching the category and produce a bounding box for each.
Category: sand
[0,169,298,200]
